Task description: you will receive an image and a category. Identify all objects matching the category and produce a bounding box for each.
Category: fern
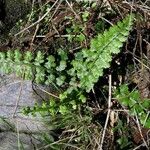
[0,50,53,84]
[25,14,134,116]
[69,14,134,92]
[0,14,134,115]
[57,14,134,114]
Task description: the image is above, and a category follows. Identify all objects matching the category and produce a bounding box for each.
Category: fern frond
[71,14,134,92]
[0,50,54,84]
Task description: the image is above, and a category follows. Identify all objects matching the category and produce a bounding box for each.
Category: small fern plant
[0,14,134,115]
[24,14,134,116]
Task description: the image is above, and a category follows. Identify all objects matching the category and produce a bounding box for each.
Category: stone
[0,74,53,149]
[0,0,31,38]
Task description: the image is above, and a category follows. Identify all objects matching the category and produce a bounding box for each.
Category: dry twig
[98,74,112,150]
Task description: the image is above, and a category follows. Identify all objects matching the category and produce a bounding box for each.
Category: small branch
[65,0,81,22]
[35,84,60,99]
[133,139,150,150]
[98,74,112,150]
[135,114,149,149]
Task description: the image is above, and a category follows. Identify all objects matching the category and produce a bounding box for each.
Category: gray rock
[0,0,31,43]
[0,74,53,149]
[0,132,41,150]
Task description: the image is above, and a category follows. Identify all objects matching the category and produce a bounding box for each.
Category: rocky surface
[0,73,53,149]
[0,0,31,44]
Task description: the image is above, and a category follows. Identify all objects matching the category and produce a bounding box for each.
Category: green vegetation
[0,14,134,116]
[0,0,150,149]
[115,84,150,128]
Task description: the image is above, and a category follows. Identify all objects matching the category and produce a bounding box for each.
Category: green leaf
[35,67,45,83]
[1,62,11,74]
[56,75,66,86]
[24,66,33,80]
[34,51,44,66]
[59,92,67,100]
[0,52,5,61]
[120,84,129,96]
[82,11,89,22]
[45,55,56,70]
[7,51,14,61]
[14,50,22,62]
[79,94,86,103]
[58,49,68,60]
[15,64,24,77]
[24,51,33,63]
[49,99,56,107]
[56,60,67,71]
[133,104,143,114]
[120,97,130,107]
[59,105,68,115]
[144,117,150,128]
[76,34,85,42]
[117,136,130,149]
[70,100,77,110]
[142,99,150,109]
[45,74,55,85]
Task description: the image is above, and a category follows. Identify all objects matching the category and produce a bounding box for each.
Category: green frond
[72,14,134,92]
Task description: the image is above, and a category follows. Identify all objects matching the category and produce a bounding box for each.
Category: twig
[35,84,60,99]
[135,113,149,149]
[99,16,113,26]
[16,121,21,150]
[31,16,40,45]
[133,139,150,150]
[98,74,112,150]
[27,0,36,23]
[134,56,150,71]
[143,111,150,127]
[37,136,78,150]
[65,0,81,21]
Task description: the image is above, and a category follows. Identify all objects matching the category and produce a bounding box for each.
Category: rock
[0,73,53,131]
[0,0,31,38]
[5,0,31,29]
[0,132,42,150]
[0,74,53,149]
